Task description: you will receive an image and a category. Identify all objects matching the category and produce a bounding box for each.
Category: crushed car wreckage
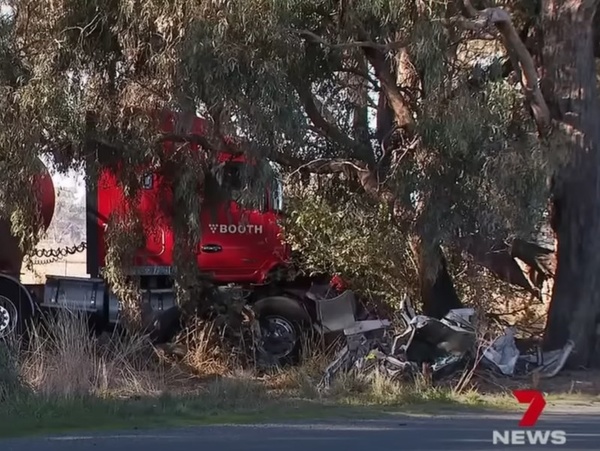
[309,291,575,391]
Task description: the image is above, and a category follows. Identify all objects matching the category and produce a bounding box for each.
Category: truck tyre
[252,296,312,366]
[0,274,35,340]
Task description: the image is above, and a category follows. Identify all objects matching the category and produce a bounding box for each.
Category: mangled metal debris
[482,328,574,378]
[317,295,575,390]
[483,327,520,376]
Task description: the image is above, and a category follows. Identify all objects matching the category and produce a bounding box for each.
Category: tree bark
[541,0,600,368]
[415,239,463,319]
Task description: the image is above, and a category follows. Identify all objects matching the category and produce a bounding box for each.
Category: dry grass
[11,310,176,399]
[1,309,595,439]
[0,311,490,404]
[173,319,234,376]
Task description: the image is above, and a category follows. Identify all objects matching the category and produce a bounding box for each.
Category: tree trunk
[413,238,463,319]
[541,0,600,368]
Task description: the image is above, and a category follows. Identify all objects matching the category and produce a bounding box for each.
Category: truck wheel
[0,275,35,340]
[252,296,311,366]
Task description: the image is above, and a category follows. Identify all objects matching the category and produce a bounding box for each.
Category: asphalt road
[2,410,599,451]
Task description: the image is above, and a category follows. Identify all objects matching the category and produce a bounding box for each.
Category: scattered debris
[483,327,520,376]
[483,328,574,379]
[317,294,575,391]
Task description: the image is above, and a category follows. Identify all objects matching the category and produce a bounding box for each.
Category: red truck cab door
[197,159,284,283]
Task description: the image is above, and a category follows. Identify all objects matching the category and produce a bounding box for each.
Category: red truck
[0,111,345,364]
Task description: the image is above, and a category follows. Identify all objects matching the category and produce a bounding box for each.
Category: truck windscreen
[218,160,273,211]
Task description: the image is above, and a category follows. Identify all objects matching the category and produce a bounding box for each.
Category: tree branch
[293,79,364,153]
[336,67,380,91]
[295,29,406,52]
[460,3,551,135]
[461,0,480,18]
[282,157,368,175]
[456,234,556,295]
[362,44,415,132]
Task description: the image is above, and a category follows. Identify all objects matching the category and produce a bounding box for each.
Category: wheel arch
[252,295,312,324]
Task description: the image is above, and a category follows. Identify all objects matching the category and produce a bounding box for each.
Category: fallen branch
[456,234,556,296]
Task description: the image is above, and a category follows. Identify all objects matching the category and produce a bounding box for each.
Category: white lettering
[492,430,567,445]
[207,223,266,234]
[526,430,551,445]
[511,431,526,445]
[492,431,510,445]
[550,431,567,445]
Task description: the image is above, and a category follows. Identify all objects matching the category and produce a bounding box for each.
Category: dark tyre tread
[253,296,311,366]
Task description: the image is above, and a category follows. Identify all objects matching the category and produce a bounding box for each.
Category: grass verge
[0,376,512,438]
[5,310,591,439]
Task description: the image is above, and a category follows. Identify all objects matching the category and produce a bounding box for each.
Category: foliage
[0,0,555,315]
[283,179,415,305]
[414,79,548,242]
[102,209,145,328]
[283,174,550,320]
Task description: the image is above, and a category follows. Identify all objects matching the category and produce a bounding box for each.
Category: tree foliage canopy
[0,0,558,310]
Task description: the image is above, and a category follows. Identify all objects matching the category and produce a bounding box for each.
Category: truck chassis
[0,269,342,365]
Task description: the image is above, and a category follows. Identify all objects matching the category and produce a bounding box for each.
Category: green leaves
[283,182,414,305]
[0,0,553,312]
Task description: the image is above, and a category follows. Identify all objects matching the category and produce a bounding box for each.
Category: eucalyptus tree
[0,1,556,325]
[538,0,600,367]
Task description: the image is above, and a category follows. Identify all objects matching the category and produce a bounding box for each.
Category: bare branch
[336,67,380,90]
[290,157,368,175]
[362,45,415,132]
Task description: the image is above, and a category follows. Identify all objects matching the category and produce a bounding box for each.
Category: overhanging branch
[460,2,551,135]
[293,80,363,153]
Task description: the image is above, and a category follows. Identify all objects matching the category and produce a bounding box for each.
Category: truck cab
[89,111,290,284]
[198,155,287,283]
[1,110,315,367]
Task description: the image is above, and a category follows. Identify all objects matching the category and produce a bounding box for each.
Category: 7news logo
[492,390,567,445]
